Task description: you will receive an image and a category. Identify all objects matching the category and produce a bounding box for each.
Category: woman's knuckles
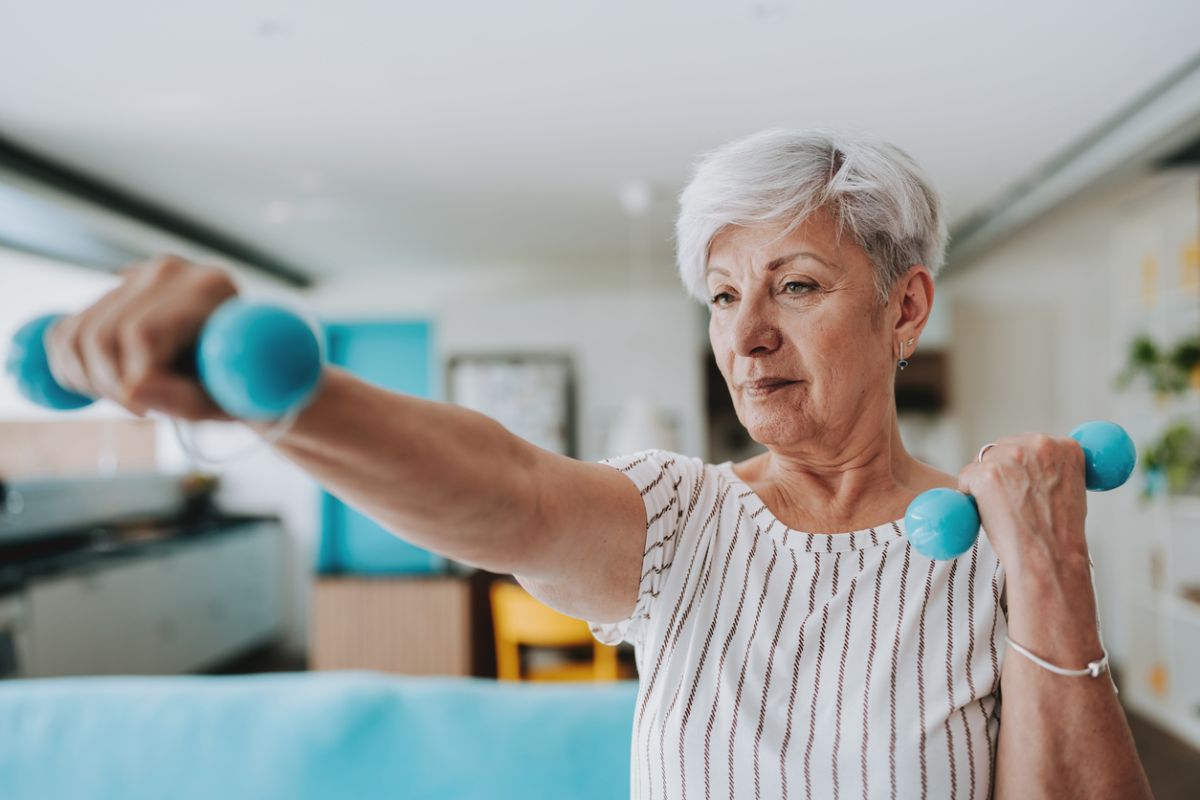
[1029,433,1060,461]
[191,265,238,298]
[46,317,92,395]
[41,255,236,414]
[134,255,234,297]
[140,254,189,284]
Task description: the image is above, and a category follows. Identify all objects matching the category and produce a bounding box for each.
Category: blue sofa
[0,672,638,800]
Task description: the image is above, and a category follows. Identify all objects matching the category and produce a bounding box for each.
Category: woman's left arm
[958,433,1153,800]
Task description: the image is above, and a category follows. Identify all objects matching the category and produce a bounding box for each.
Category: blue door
[317,320,447,574]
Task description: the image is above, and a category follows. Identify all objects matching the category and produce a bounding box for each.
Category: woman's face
[706,208,901,452]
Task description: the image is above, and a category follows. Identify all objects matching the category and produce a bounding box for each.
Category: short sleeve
[586,448,702,649]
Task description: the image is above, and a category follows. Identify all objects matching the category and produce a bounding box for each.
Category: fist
[956,433,1090,579]
[45,255,238,421]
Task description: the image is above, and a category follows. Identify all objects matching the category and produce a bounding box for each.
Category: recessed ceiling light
[748,2,791,21]
[619,181,652,217]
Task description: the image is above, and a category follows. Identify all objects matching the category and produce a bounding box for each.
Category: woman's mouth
[742,379,800,398]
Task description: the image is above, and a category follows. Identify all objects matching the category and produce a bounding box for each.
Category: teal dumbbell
[5,299,323,421]
[904,421,1137,560]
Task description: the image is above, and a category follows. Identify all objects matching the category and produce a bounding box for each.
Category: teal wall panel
[317,321,446,575]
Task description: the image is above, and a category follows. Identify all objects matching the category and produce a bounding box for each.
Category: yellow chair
[489,580,622,682]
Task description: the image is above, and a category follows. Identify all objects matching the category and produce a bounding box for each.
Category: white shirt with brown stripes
[588,449,1008,800]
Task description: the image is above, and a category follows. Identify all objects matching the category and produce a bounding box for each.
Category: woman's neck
[732,417,943,534]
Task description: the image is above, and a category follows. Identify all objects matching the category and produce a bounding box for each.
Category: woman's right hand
[44,254,239,421]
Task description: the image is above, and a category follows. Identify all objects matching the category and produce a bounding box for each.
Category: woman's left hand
[956,433,1091,583]
[965,435,1150,799]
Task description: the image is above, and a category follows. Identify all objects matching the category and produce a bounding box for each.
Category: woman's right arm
[258,364,646,624]
[45,256,645,624]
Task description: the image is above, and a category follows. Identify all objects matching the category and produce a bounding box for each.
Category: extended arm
[42,257,645,624]
[255,365,644,622]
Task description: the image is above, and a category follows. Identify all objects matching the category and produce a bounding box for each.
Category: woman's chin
[741,415,813,449]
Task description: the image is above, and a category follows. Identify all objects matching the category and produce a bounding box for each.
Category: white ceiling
[0,1,1198,282]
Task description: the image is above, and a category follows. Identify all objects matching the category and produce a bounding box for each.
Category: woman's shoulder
[597,448,740,504]
[598,447,712,475]
[910,460,960,493]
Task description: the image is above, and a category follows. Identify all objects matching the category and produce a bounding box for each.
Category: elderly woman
[47,129,1151,799]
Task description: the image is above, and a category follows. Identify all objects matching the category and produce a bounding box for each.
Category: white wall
[314,268,707,460]
[938,168,1200,667]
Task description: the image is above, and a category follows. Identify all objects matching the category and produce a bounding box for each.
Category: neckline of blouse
[715,460,907,553]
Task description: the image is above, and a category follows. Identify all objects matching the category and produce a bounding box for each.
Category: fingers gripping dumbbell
[6,299,323,421]
[903,421,1137,560]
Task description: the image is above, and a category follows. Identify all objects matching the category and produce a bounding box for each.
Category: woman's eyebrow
[764,251,835,271]
[706,251,835,278]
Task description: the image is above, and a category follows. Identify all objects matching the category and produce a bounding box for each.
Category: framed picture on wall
[446,353,576,457]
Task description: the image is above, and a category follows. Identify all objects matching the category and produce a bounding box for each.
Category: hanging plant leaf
[1168,335,1200,374]
[1117,333,1200,395]
[1141,420,1200,498]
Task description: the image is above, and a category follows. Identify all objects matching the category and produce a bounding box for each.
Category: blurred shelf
[1110,173,1200,754]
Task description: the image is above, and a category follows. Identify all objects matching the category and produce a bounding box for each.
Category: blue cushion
[0,672,637,800]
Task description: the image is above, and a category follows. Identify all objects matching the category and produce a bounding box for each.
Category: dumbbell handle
[904,421,1137,560]
[5,299,324,421]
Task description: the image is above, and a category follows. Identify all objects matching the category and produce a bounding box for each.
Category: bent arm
[993,557,1152,799]
[252,365,644,620]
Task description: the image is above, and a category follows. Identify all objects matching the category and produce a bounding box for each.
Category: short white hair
[675,128,949,305]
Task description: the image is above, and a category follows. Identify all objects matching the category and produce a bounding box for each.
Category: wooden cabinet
[310,576,473,676]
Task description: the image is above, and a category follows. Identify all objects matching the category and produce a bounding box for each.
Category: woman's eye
[782,281,816,294]
[710,291,734,307]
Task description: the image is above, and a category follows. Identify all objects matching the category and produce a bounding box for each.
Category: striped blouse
[587,449,1008,800]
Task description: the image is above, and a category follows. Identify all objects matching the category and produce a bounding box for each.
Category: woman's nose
[730,305,781,356]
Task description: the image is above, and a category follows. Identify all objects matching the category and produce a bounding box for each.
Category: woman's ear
[892,265,935,350]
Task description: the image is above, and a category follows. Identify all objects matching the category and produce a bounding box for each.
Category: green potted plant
[1116,332,1200,499]
[1116,333,1200,397]
[1142,420,1200,499]
[1169,336,1200,392]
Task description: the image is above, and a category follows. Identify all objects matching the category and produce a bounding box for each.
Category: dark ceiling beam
[0,133,313,288]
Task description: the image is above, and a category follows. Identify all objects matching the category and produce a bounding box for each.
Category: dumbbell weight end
[6,314,96,410]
